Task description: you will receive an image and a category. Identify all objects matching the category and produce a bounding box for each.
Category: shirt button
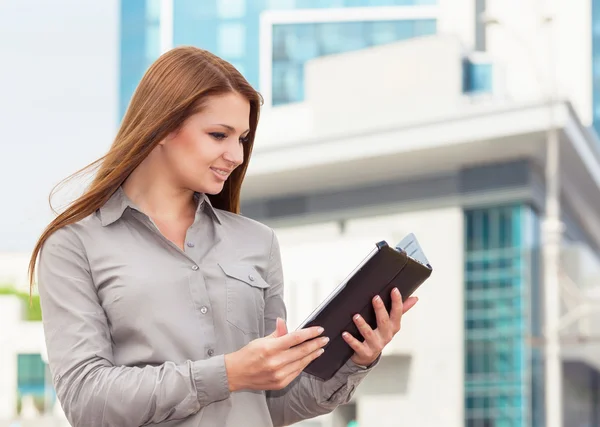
[248,274,255,281]
[200,306,208,314]
[207,349,214,357]
[192,265,199,271]
[186,242,195,248]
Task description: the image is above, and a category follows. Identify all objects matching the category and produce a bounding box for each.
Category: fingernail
[317,327,324,334]
[393,288,400,296]
[321,336,330,344]
[354,314,361,321]
[342,332,350,339]
[318,348,325,355]
[374,295,381,303]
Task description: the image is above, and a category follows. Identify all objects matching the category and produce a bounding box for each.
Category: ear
[158,132,175,146]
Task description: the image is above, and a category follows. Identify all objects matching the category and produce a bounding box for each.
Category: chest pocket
[219,263,270,335]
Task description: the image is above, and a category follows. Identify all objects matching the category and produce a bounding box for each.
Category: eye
[239,135,250,144]
[209,132,227,141]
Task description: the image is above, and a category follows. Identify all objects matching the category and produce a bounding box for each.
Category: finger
[372,295,391,334]
[275,326,324,350]
[353,314,376,343]
[277,346,325,385]
[268,317,289,338]
[388,288,404,327]
[283,335,329,365]
[342,331,366,355]
[403,296,419,314]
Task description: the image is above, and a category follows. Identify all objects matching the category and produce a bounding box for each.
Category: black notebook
[297,233,433,381]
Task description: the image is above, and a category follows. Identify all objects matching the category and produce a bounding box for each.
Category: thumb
[270,317,288,338]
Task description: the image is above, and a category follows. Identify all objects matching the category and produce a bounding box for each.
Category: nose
[223,139,245,167]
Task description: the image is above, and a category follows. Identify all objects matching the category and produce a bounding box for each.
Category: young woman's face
[160,92,250,195]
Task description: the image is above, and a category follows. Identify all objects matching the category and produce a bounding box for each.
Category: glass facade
[118,0,438,115]
[464,205,543,427]
[593,0,600,134]
[463,59,493,94]
[119,0,162,118]
[17,353,46,396]
[272,19,436,104]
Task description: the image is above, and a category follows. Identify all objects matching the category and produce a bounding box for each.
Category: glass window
[267,0,437,9]
[594,56,600,78]
[230,61,247,76]
[268,0,297,9]
[273,25,292,60]
[394,20,417,40]
[146,0,161,23]
[17,354,46,396]
[271,18,436,105]
[120,0,148,119]
[317,23,347,55]
[179,0,217,18]
[367,21,399,45]
[464,60,493,93]
[295,0,335,7]
[337,22,368,51]
[464,205,541,427]
[414,19,436,36]
[288,24,319,61]
[145,23,161,61]
[218,0,246,18]
[218,23,246,58]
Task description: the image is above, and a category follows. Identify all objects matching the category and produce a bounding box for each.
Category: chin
[202,183,226,195]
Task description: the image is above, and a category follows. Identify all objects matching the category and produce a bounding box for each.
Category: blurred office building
[3,0,600,426]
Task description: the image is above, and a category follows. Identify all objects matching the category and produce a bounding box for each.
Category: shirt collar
[99,187,222,226]
[193,192,222,225]
[99,186,131,226]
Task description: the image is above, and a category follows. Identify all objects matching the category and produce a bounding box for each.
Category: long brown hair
[28,46,262,293]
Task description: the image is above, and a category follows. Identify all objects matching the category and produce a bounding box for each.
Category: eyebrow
[215,124,250,134]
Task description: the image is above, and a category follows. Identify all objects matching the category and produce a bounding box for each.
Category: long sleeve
[264,230,377,427]
[37,227,231,427]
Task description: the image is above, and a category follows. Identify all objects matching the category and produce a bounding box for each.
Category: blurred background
[1,0,600,426]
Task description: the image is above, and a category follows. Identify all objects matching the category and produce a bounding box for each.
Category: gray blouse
[38,187,374,426]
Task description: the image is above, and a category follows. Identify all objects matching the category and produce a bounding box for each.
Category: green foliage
[0,285,42,321]
[16,393,47,415]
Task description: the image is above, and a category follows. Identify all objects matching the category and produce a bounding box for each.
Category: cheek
[165,134,215,173]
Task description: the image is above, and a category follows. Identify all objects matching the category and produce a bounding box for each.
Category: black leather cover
[300,241,433,381]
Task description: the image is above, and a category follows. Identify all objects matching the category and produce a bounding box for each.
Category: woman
[29,47,418,427]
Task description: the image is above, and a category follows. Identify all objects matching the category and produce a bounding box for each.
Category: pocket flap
[218,263,270,289]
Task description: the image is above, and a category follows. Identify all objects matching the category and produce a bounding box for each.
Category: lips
[210,167,233,181]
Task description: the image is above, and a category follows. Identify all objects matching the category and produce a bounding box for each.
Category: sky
[0,0,119,252]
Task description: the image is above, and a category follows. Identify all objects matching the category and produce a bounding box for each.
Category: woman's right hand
[224,318,328,391]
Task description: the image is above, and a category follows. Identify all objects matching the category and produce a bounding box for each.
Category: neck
[122,161,196,221]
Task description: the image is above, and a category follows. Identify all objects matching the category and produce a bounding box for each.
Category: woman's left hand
[343,287,418,367]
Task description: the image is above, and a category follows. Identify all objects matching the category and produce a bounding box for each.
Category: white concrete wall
[253,34,485,158]
[0,297,22,421]
[0,0,120,253]
[0,253,33,290]
[255,0,594,152]
[437,0,476,49]
[484,0,593,124]
[0,297,46,421]
[275,206,465,427]
[304,35,465,136]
